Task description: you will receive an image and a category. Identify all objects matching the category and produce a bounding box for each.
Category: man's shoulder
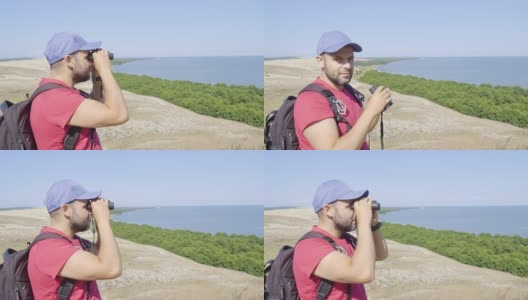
[295,231,337,253]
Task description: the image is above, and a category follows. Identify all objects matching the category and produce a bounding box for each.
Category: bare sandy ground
[265,208,528,300]
[264,58,528,150]
[0,209,262,300]
[0,59,262,150]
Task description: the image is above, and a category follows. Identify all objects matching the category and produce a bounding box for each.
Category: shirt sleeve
[294,91,335,133]
[31,239,80,279]
[293,238,337,277]
[42,89,85,128]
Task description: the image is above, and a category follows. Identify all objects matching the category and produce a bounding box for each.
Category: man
[293,179,389,300]
[30,32,129,150]
[294,31,392,150]
[28,180,122,299]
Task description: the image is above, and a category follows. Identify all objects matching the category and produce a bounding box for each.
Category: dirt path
[265,208,528,300]
[0,59,262,150]
[0,209,262,300]
[264,58,528,150]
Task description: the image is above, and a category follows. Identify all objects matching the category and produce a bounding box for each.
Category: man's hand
[90,198,110,225]
[366,86,392,116]
[353,198,373,228]
[91,49,112,73]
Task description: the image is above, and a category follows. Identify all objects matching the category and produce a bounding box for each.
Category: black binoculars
[369,86,393,111]
[350,200,380,211]
[371,200,381,211]
[87,51,114,62]
[86,199,114,210]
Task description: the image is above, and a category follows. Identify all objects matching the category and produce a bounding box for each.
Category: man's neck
[48,222,75,238]
[316,222,344,239]
[49,71,75,88]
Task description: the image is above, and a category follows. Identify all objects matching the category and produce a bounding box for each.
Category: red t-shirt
[293,226,368,300]
[28,227,101,300]
[293,78,369,150]
[29,78,102,150]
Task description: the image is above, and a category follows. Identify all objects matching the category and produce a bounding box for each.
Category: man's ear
[63,54,75,68]
[323,203,335,219]
[60,203,72,218]
[317,55,325,70]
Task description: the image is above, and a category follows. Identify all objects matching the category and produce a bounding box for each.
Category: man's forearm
[98,70,128,121]
[90,79,102,101]
[334,110,377,150]
[373,229,389,261]
[95,220,121,275]
[350,223,376,277]
[367,113,380,132]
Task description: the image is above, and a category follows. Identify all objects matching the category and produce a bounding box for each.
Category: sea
[382,206,528,237]
[112,205,263,237]
[377,57,528,88]
[113,56,263,87]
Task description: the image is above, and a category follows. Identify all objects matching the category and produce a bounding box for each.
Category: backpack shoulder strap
[343,84,365,107]
[29,232,72,249]
[29,83,85,150]
[300,84,352,132]
[341,232,358,249]
[296,231,339,300]
[297,231,355,300]
[29,232,78,300]
[27,83,70,103]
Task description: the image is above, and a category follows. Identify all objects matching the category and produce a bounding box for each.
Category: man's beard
[72,70,91,84]
[69,210,91,232]
[325,68,352,87]
[333,212,356,233]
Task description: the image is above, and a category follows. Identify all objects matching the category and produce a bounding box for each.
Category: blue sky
[0,0,263,58]
[263,151,528,208]
[264,0,528,57]
[0,151,265,208]
[0,151,526,209]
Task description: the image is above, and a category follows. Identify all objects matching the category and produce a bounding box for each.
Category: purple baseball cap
[313,179,368,212]
[44,179,102,213]
[44,32,102,65]
[317,30,362,56]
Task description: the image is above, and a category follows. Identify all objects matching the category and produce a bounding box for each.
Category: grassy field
[111,221,263,276]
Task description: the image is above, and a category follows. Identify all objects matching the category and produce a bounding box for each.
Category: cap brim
[337,189,369,201]
[76,189,102,201]
[79,41,102,51]
[323,42,363,54]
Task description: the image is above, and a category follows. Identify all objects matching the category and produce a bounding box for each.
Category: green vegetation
[358,70,528,128]
[383,223,528,277]
[111,58,142,66]
[111,221,263,277]
[110,207,147,216]
[114,73,263,127]
[354,58,411,67]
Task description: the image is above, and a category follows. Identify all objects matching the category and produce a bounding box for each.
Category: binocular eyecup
[87,51,114,62]
[369,86,393,111]
[87,199,114,210]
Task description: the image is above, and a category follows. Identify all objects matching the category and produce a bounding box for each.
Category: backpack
[264,83,365,150]
[0,232,79,300]
[0,83,85,150]
[264,231,357,300]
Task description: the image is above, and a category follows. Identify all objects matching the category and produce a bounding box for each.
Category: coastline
[264,57,528,149]
[0,58,262,150]
[0,208,262,299]
[265,208,528,299]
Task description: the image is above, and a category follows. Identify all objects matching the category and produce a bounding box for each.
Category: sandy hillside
[265,208,528,300]
[0,59,262,150]
[264,58,528,150]
[0,209,262,300]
